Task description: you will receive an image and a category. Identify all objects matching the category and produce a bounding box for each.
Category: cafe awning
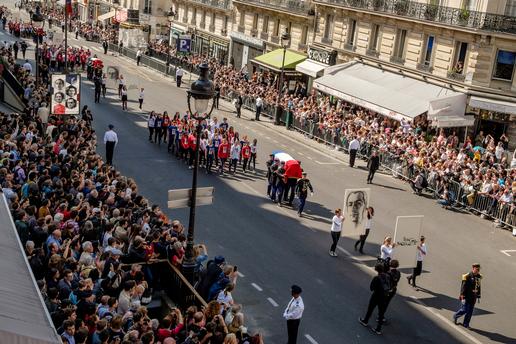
[469,96,516,115]
[295,59,327,78]
[314,61,463,121]
[252,49,306,72]
[97,10,116,22]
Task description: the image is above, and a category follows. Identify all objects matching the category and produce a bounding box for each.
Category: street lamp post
[167,12,175,73]
[274,31,291,125]
[32,6,45,86]
[182,63,216,284]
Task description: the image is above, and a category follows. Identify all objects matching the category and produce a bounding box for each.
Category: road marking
[500,249,516,256]
[297,152,304,156]
[265,136,271,139]
[307,156,313,160]
[251,283,263,292]
[314,161,341,165]
[134,121,147,128]
[409,296,483,344]
[267,297,279,307]
[304,334,319,344]
[236,271,245,278]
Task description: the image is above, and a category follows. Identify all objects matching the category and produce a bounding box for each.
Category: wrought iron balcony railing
[234,0,314,16]
[314,0,516,34]
[187,0,231,11]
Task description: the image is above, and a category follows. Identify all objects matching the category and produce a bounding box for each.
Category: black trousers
[139,99,143,109]
[148,127,154,141]
[287,319,300,344]
[363,295,386,330]
[255,106,262,120]
[284,178,297,204]
[330,231,340,253]
[106,141,115,165]
[176,76,182,87]
[411,261,423,286]
[94,89,101,103]
[355,228,370,252]
[137,56,141,65]
[349,149,357,167]
[367,169,377,182]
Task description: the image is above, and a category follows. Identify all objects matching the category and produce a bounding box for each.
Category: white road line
[307,156,313,160]
[304,334,319,344]
[314,161,341,165]
[267,297,279,307]
[297,152,304,156]
[134,121,147,128]
[251,283,263,292]
[500,249,516,256]
[236,271,245,278]
[265,136,271,139]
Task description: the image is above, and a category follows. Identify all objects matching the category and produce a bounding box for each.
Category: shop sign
[307,47,337,66]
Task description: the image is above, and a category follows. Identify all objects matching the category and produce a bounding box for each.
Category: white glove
[310,192,314,197]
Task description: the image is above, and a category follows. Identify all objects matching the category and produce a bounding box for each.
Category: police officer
[295,172,313,217]
[283,285,304,344]
[102,39,109,54]
[367,150,380,184]
[453,263,482,329]
[266,155,276,197]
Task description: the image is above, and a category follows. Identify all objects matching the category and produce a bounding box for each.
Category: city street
[67,38,516,343]
[2,2,516,341]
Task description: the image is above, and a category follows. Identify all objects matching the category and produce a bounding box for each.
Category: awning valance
[252,49,306,72]
[469,96,516,115]
[431,115,475,128]
[314,61,463,121]
[97,10,116,21]
[295,59,327,78]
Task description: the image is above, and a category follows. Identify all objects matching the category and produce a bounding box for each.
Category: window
[393,29,407,58]
[262,16,269,33]
[192,8,197,24]
[493,50,516,81]
[462,0,477,11]
[211,13,216,28]
[323,14,333,40]
[422,35,435,65]
[252,14,258,31]
[301,25,308,45]
[143,0,152,14]
[239,10,245,27]
[347,19,357,46]
[369,24,380,51]
[201,10,206,27]
[453,41,468,73]
[274,18,280,36]
[223,16,228,33]
[287,22,292,35]
[505,0,516,16]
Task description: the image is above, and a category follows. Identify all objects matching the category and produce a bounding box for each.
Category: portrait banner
[393,216,424,269]
[51,73,81,115]
[342,188,370,237]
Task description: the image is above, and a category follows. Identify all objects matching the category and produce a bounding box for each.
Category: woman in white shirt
[329,208,344,257]
[138,87,145,110]
[216,283,235,313]
[380,236,396,261]
[407,236,427,287]
[354,207,374,254]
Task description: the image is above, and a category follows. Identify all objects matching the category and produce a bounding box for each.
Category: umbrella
[473,146,485,153]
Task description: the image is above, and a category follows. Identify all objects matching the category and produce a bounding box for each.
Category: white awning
[431,115,476,128]
[469,96,516,115]
[314,61,462,121]
[295,59,327,78]
[98,10,116,22]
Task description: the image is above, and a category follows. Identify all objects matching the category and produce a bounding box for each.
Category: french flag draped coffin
[273,151,302,180]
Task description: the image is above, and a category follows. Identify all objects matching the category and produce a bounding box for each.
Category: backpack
[379,274,392,298]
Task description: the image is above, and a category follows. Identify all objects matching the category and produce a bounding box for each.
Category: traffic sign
[167,187,214,209]
[177,35,191,53]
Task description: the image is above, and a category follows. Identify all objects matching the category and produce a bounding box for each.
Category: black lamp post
[32,6,45,86]
[182,63,215,284]
[274,31,291,125]
[167,12,175,71]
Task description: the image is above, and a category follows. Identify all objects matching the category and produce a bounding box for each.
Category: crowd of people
[1,7,264,344]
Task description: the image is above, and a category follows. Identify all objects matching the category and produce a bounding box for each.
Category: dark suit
[367,155,380,183]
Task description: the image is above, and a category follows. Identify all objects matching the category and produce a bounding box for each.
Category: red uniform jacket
[242,145,251,159]
[218,143,230,159]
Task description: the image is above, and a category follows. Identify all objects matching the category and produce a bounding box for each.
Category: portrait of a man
[342,188,370,236]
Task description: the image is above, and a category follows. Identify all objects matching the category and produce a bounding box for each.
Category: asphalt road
[2,4,516,342]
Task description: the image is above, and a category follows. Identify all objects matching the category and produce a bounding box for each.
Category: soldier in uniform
[283,285,304,344]
[295,172,314,217]
[266,154,276,197]
[453,263,482,329]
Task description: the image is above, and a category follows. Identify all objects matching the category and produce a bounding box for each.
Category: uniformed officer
[295,172,314,217]
[266,155,276,197]
[103,124,118,165]
[283,285,304,344]
[453,263,482,329]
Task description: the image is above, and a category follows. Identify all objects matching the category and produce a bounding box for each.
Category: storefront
[468,96,516,147]
[191,32,229,64]
[170,23,188,48]
[295,46,337,91]
[229,31,265,72]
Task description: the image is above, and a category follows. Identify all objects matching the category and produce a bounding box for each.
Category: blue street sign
[177,35,191,53]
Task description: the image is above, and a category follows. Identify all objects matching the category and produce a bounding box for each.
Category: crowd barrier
[106,44,515,232]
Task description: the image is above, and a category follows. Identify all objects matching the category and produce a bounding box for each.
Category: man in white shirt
[283,285,304,344]
[407,236,427,287]
[348,136,360,167]
[22,59,32,74]
[37,102,50,125]
[255,96,263,121]
[103,124,118,165]
[176,67,184,87]
[136,48,142,66]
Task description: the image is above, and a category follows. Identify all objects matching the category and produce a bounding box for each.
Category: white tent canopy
[314,61,465,122]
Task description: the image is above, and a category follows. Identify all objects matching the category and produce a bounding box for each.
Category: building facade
[312,0,516,141]
[171,0,233,64]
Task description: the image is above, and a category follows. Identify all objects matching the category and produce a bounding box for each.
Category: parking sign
[177,35,191,53]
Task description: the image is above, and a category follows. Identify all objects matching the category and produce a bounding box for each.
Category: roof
[252,49,306,71]
[0,194,61,344]
[314,61,461,120]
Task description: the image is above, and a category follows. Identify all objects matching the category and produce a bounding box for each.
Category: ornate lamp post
[274,31,291,125]
[32,6,45,86]
[182,63,216,283]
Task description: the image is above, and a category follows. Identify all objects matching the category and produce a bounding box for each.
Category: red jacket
[218,143,230,159]
[242,145,251,159]
[188,134,197,150]
[180,135,189,149]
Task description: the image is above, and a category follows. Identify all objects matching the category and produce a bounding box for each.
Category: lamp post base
[181,257,197,285]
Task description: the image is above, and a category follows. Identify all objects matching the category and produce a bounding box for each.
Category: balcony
[233,0,314,16]
[390,55,405,64]
[314,0,516,34]
[416,63,433,73]
[321,37,333,44]
[186,0,231,11]
[447,70,466,82]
